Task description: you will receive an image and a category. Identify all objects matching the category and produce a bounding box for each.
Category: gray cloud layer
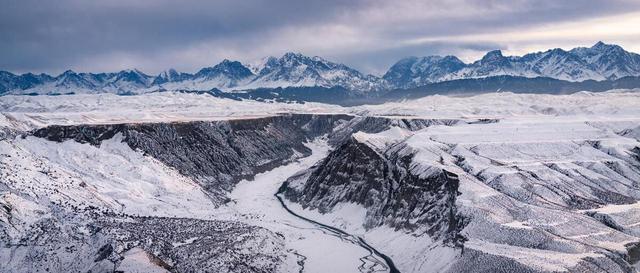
[2,0,640,75]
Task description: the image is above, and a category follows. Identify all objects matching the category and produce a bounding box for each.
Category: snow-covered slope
[0,131,285,273]
[2,90,640,273]
[283,115,640,272]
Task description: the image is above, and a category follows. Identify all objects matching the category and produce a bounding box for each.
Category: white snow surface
[1,89,640,130]
[284,200,458,273]
[0,92,344,130]
[0,134,218,221]
[2,89,640,272]
[116,248,170,273]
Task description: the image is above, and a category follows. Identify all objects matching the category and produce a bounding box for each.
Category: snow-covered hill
[281,93,640,272]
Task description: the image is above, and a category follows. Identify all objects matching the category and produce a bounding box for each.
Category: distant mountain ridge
[0,69,155,95]
[1,42,640,95]
[384,41,640,88]
[0,53,386,95]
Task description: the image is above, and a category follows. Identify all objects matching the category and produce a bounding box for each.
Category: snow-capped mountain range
[0,69,155,95]
[1,42,639,94]
[384,41,640,88]
[0,53,386,95]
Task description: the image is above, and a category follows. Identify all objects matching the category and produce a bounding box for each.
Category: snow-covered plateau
[1,89,640,273]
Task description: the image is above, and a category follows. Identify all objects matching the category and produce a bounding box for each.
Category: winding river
[275,185,400,273]
[228,140,401,273]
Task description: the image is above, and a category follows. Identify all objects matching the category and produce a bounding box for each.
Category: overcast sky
[2,0,640,76]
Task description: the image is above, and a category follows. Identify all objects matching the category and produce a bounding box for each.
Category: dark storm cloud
[1,0,639,75]
[0,0,363,73]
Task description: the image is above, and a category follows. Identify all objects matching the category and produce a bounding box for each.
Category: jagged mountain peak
[569,41,640,79]
[591,41,620,51]
[160,68,179,76]
[244,52,383,92]
[383,55,467,89]
[247,56,278,73]
[585,41,628,57]
[102,69,154,93]
[548,47,568,54]
[271,52,340,69]
[483,49,503,58]
[275,52,321,67]
[441,55,465,63]
[478,49,508,65]
[153,68,193,85]
[216,59,246,68]
[114,69,150,81]
[60,69,78,76]
[194,59,254,81]
[280,52,321,63]
[117,68,147,76]
[214,59,251,71]
[282,51,305,59]
[572,41,626,55]
[52,70,98,90]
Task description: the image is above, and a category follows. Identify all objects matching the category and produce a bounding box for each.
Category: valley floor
[224,139,384,273]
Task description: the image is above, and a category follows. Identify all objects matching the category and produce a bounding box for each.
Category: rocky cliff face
[279,118,640,273]
[30,114,470,206]
[283,137,464,243]
[31,114,353,204]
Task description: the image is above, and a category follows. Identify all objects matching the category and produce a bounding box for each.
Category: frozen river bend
[1,90,640,272]
[227,139,397,273]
